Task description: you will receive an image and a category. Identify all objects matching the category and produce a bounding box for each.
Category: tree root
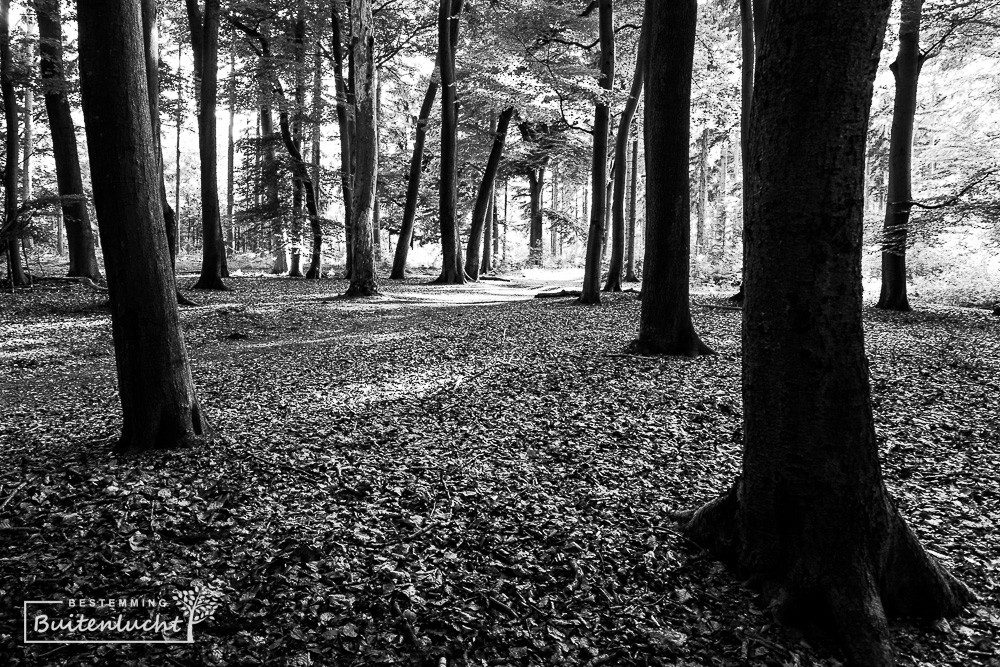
[627,336,716,357]
[535,289,582,299]
[693,299,741,311]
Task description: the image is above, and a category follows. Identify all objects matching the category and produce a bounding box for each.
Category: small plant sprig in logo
[172,584,224,642]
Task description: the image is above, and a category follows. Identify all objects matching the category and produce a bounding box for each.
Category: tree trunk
[1,0,26,286]
[606,16,646,292]
[330,0,354,277]
[22,17,33,214]
[287,3,307,278]
[345,0,379,296]
[625,137,639,282]
[527,165,546,265]
[33,0,101,280]
[77,0,210,451]
[260,90,286,275]
[481,161,495,275]
[696,127,709,256]
[717,137,728,256]
[465,106,514,280]
[226,49,236,260]
[877,0,923,312]
[174,46,183,252]
[311,43,323,211]
[580,0,615,304]
[186,0,228,289]
[434,0,465,284]
[630,0,711,356]
[678,1,970,664]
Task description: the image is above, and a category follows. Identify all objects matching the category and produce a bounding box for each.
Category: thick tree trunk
[226,49,236,259]
[435,0,464,284]
[174,47,183,251]
[330,0,354,277]
[481,179,495,274]
[345,0,379,296]
[606,18,646,292]
[22,19,33,214]
[630,0,711,356]
[33,0,101,280]
[1,0,26,286]
[287,4,307,278]
[77,0,210,451]
[678,1,969,665]
[465,107,514,280]
[580,0,615,304]
[877,0,923,312]
[260,95,287,274]
[311,44,323,211]
[527,165,546,265]
[625,137,639,282]
[187,0,228,289]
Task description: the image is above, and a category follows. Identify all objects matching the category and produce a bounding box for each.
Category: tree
[624,137,639,282]
[186,0,229,290]
[676,0,970,663]
[465,106,515,280]
[33,0,102,281]
[435,0,465,284]
[579,0,615,304]
[877,0,924,312]
[77,0,210,452]
[346,0,380,296]
[629,0,711,356]
[1,0,27,287]
[605,15,645,292]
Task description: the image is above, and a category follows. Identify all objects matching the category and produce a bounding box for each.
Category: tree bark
[261,93,287,274]
[33,0,101,280]
[697,126,709,255]
[345,0,379,296]
[877,0,923,312]
[1,0,26,286]
[527,165,546,265]
[434,0,465,284]
[465,106,514,280]
[630,0,711,356]
[330,0,354,277]
[226,49,236,259]
[580,0,615,304]
[186,0,228,289]
[77,0,210,451]
[678,1,970,664]
[606,16,646,292]
[625,137,639,282]
[287,2,307,278]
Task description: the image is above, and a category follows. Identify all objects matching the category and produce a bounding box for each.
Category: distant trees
[677,1,969,664]
[77,0,210,451]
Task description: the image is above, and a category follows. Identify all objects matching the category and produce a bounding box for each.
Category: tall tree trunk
[717,137,728,256]
[391,59,438,279]
[606,17,646,292]
[550,163,558,257]
[33,0,101,280]
[174,46,183,251]
[286,3,307,278]
[226,49,236,260]
[77,0,210,451]
[434,0,464,284]
[1,0,26,286]
[22,17,33,214]
[465,106,514,280]
[186,0,228,289]
[580,0,615,304]
[527,165,546,265]
[141,0,184,294]
[261,93,287,274]
[311,43,323,210]
[481,148,495,276]
[346,0,379,296]
[697,127,709,255]
[877,0,923,312]
[630,0,711,356]
[625,137,639,282]
[677,1,969,665]
[372,72,382,263]
[330,0,353,277]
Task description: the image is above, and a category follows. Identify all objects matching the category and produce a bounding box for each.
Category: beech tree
[465,107,515,280]
[629,0,711,356]
[32,0,101,281]
[435,0,465,284]
[1,0,27,287]
[604,16,645,292]
[676,0,970,664]
[186,0,229,289]
[579,0,615,304]
[346,0,380,296]
[77,0,210,452]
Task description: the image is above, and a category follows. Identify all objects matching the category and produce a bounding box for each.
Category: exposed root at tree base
[113,402,212,453]
[536,289,582,299]
[627,337,716,357]
[675,480,972,667]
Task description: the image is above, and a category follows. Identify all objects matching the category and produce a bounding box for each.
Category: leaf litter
[0,276,997,666]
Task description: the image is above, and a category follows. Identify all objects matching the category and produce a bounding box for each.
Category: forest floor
[1,269,998,667]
